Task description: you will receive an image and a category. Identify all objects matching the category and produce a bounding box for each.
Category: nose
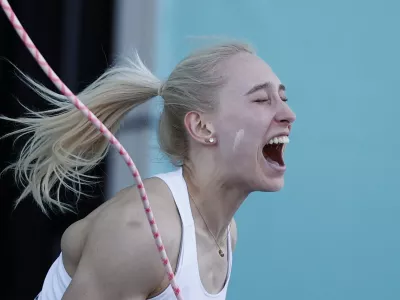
[274,104,296,126]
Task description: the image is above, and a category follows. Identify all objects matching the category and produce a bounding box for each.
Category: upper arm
[62,182,181,300]
[62,224,164,300]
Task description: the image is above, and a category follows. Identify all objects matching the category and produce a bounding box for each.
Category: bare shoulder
[230,218,238,251]
[63,177,182,299]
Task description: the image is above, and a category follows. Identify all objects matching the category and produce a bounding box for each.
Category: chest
[195,230,230,295]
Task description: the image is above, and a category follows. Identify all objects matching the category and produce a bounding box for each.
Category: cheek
[214,105,274,154]
[231,129,261,156]
[216,116,263,156]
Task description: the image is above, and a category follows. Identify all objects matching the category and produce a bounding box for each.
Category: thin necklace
[188,191,226,258]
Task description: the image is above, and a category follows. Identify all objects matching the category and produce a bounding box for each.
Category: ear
[184,111,216,145]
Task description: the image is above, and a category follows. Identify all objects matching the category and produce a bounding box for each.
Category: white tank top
[36,167,232,300]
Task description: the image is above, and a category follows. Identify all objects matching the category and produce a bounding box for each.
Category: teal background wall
[150,1,400,299]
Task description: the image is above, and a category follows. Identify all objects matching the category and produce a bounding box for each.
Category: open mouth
[262,136,289,167]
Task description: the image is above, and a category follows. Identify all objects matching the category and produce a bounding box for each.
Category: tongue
[265,156,281,167]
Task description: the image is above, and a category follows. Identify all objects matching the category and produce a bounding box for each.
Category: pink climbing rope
[0,1,182,298]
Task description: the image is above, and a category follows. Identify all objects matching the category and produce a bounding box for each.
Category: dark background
[0,0,114,298]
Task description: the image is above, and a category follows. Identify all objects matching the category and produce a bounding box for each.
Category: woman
[6,42,295,299]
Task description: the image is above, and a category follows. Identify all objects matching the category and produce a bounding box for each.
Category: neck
[182,161,249,242]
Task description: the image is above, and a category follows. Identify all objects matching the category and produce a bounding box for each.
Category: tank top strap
[153,167,194,227]
[149,168,232,299]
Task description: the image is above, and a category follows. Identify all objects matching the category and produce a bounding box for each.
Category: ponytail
[1,53,160,213]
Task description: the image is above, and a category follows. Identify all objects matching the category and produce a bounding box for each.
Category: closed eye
[253,98,271,104]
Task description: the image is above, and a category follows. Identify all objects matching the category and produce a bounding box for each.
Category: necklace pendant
[218,249,225,257]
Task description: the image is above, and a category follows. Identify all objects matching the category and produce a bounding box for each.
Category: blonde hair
[1,42,253,213]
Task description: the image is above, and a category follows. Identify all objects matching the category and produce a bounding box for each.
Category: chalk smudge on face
[233,129,244,152]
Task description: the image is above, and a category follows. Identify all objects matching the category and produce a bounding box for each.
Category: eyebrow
[245,82,286,95]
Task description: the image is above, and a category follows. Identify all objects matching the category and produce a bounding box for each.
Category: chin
[258,177,285,192]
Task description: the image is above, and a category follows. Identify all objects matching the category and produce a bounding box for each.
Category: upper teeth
[268,136,289,144]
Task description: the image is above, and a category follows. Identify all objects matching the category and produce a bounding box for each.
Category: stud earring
[207,137,216,143]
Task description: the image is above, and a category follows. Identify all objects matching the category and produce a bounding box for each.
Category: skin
[60,52,295,299]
